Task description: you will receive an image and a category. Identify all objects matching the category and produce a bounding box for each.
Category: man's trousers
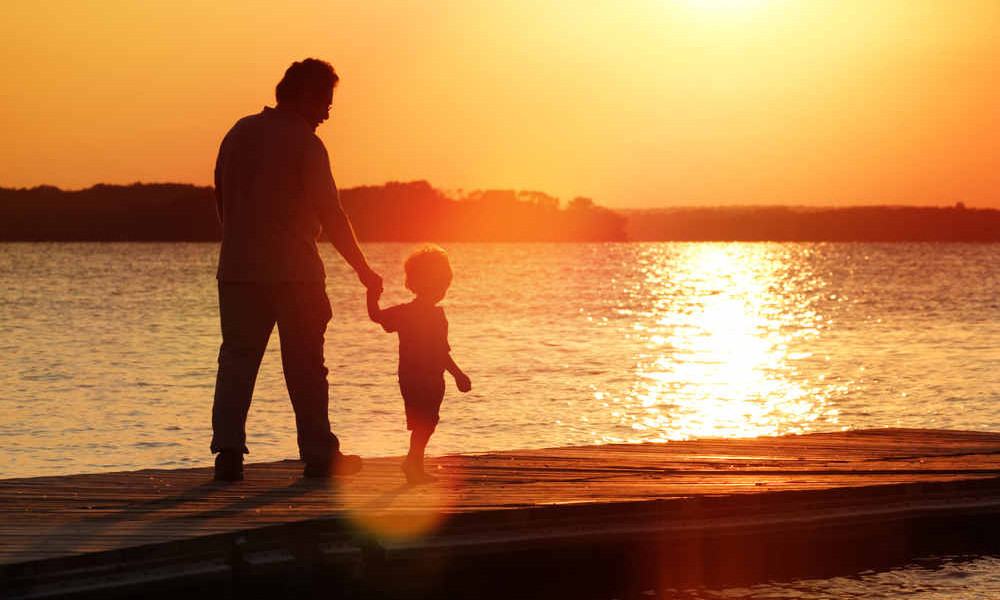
[210,281,339,465]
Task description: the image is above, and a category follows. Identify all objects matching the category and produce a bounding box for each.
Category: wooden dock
[3,429,1000,598]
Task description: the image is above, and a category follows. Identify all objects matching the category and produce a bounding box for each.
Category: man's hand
[358,266,383,294]
[454,372,472,393]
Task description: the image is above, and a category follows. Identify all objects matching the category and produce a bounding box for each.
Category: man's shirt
[214,106,346,282]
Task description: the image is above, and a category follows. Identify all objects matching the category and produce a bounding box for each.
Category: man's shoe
[303,453,363,478]
[214,450,244,482]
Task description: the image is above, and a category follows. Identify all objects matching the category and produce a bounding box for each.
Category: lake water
[1,242,998,596]
[3,242,996,476]
[656,554,1000,599]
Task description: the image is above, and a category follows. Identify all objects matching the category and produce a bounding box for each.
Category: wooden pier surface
[3,428,1000,597]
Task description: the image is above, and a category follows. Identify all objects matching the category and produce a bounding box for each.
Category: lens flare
[339,462,463,543]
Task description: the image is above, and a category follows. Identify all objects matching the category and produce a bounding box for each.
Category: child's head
[404,245,452,303]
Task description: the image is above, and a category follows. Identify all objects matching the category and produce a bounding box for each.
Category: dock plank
[1,428,998,570]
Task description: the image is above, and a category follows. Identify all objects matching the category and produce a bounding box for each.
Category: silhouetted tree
[0,181,628,242]
[7,183,994,242]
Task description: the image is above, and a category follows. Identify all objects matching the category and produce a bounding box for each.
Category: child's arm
[445,354,471,393]
[369,291,403,333]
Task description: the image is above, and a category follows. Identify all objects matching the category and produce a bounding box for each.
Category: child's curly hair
[404,245,453,298]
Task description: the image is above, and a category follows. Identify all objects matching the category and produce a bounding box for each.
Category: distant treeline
[1,183,997,242]
[624,205,1000,242]
[0,181,626,242]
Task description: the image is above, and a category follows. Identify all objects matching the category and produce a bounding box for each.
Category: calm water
[2,242,998,596]
[3,242,996,477]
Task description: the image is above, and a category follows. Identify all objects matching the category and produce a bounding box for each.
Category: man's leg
[211,282,275,457]
[274,282,343,468]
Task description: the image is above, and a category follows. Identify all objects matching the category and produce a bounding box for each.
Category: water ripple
[0,242,997,478]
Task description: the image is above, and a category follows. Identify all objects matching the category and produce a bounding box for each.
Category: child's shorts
[399,374,445,431]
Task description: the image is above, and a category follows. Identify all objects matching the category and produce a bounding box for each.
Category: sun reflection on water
[613,244,841,441]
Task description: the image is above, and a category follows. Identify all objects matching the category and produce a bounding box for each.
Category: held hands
[358,265,383,295]
[454,372,472,393]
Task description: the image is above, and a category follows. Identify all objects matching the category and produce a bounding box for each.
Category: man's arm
[326,204,380,289]
[305,137,382,291]
[213,136,227,224]
[366,286,384,324]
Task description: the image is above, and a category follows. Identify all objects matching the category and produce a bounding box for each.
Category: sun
[681,0,767,11]
[674,0,772,24]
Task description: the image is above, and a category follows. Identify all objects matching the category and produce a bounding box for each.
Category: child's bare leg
[404,427,436,483]
[407,427,434,469]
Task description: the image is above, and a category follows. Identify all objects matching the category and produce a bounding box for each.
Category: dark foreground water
[650,554,1000,599]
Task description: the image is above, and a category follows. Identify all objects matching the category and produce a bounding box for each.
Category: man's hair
[405,245,453,298]
[275,58,339,104]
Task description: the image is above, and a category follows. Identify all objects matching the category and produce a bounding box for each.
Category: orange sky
[1,0,998,208]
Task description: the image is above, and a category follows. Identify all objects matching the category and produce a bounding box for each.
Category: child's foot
[401,460,438,485]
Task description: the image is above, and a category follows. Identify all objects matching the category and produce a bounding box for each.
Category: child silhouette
[368,245,471,484]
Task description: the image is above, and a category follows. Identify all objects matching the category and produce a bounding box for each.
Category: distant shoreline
[2,182,997,242]
[620,205,1000,242]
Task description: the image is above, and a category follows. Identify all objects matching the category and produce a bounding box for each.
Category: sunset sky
[1,0,998,208]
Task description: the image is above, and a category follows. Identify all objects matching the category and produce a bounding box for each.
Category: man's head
[275,58,339,129]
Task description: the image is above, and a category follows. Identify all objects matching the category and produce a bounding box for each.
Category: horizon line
[1,181,993,212]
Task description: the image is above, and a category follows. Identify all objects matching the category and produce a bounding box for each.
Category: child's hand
[367,284,382,301]
[455,372,472,393]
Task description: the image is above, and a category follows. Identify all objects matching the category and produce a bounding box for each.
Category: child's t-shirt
[378,301,450,380]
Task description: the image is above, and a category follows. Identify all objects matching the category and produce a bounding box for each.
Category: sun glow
[4,1,999,207]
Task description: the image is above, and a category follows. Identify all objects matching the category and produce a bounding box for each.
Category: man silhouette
[211,58,381,481]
